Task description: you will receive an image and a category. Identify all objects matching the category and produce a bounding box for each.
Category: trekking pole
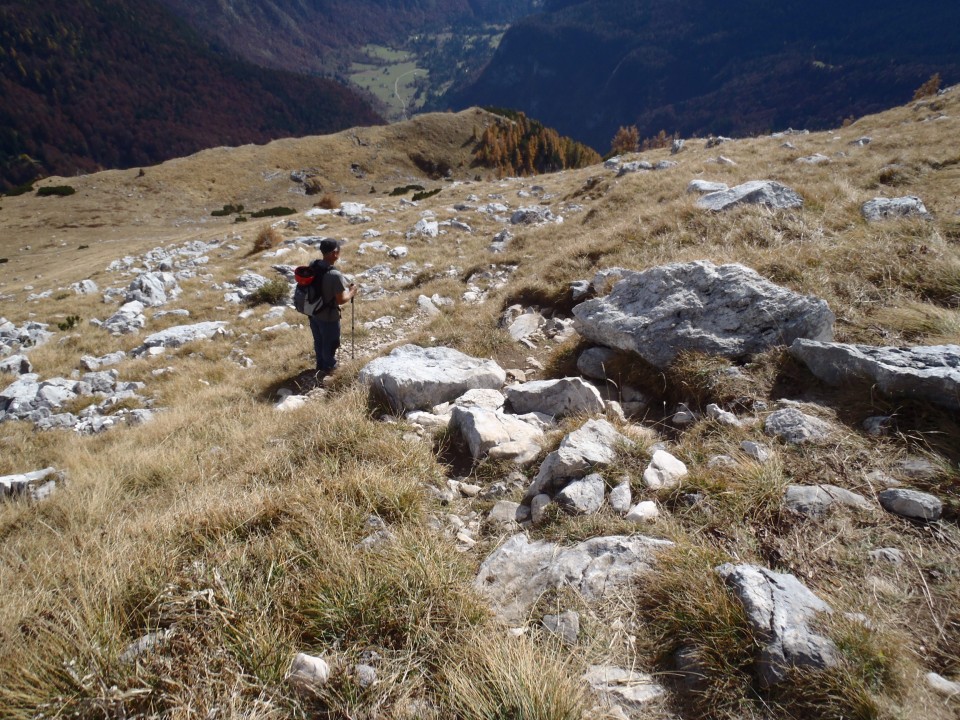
[351,296,355,360]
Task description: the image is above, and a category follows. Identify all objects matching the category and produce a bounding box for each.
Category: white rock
[625,500,659,523]
[642,450,688,490]
[288,653,330,689]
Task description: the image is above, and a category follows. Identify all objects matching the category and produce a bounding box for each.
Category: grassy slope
[0,94,958,718]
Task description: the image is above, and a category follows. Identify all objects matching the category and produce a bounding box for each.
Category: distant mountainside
[0,0,381,191]
[155,0,542,75]
[445,0,960,149]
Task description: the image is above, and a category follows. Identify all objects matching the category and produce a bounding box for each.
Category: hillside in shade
[0,0,382,191]
[444,0,960,149]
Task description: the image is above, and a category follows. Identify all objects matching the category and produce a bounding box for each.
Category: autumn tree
[609,125,639,155]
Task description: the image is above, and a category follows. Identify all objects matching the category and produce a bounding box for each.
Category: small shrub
[316,194,338,210]
[389,184,425,196]
[0,258,8,264]
[5,181,34,197]
[641,129,677,151]
[211,203,243,217]
[253,227,282,253]
[304,178,323,195]
[247,280,289,306]
[249,206,295,218]
[913,72,941,101]
[36,185,76,197]
[234,215,247,222]
[411,188,441,202]
[78,244,89,250]
[57,315,82,331]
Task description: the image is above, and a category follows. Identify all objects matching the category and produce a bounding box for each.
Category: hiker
[310,238,357,373]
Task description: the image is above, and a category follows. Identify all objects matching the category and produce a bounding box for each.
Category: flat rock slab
[790,340,960,411]
[861,196,930,222]
[583,665,666,710]
[784,484,872,517]
[133,321,228,355]
[359,345,506,412]
[696,180,803,211]
[878,488,942,521]
[573,261,834,368]
[476,533,673,624]
[526,418,629,498]
[0,467,62,500]
[505,377,604,418]
[716,563,836,686]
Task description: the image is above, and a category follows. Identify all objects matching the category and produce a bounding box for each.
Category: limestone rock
[642,450,687,490]
[878,488,942,521]
[577,346,617,380]
[475,533,673,624]
[740,440,772,462]
[542,610,580,645]
[583,665,666,711]
[861,196,931,222]
[505,377,604,418]
[359,345,506,412]
[103,301,147,335]
[0,354,31,376]
[488,501,528,527]
[784,485,871,517]
[790,340,960,411]
[687,180,729,194]
[555,473,605,515]
[288,653,330,690]
[697,180,803,211]
[450,406,544,462]
[573,261,834,368]
[625,500,659,523]
[765,407,833,444]
[608,479,632,514]
[716,563,837,686]
[510,206,555,225]
[526,418,629,498]
[132,321,228,356]
[0,466,62,500]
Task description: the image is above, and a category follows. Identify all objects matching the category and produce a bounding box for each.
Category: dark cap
[319,238,340,255]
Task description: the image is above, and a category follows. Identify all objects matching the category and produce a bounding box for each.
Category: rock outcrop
[359,345,506,412]
[696,181,803,211]
[573,261,834,368]
[476,533,673,624]
[790,340,960,411]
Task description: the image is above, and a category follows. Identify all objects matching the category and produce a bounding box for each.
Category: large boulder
[359,345,506,412]
[504,377,604,418]
[573,261,834,368]
[526,418,629,498]
[790,340,960,411]
[475,533,673,624]
[696,180,803,211]
[716,563,837,686]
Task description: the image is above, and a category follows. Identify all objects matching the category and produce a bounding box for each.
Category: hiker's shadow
[259,369,325,403]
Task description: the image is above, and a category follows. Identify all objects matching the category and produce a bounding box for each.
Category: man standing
[310,238,357,374]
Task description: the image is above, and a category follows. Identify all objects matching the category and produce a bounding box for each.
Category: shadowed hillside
[445,0,960,149]
[0,0,382,191]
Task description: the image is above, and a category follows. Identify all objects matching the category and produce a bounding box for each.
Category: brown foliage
[316,193,338,210]
[252,227,282,253]
[913,73,942,100]
[610,125,639,155]
[474,111,600,177]
[640,129,677,151]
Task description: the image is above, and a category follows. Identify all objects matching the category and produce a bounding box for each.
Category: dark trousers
[309,316,341,371]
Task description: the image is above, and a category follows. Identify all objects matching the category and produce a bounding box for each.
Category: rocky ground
[1,95,959,719]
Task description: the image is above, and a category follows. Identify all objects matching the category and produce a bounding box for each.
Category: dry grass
[1,94,960,718]
[253,226,283,253]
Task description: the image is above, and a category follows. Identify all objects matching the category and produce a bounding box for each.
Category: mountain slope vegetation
[0,0,382,191]
[155,0,542,75]
[446,0,960,149]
